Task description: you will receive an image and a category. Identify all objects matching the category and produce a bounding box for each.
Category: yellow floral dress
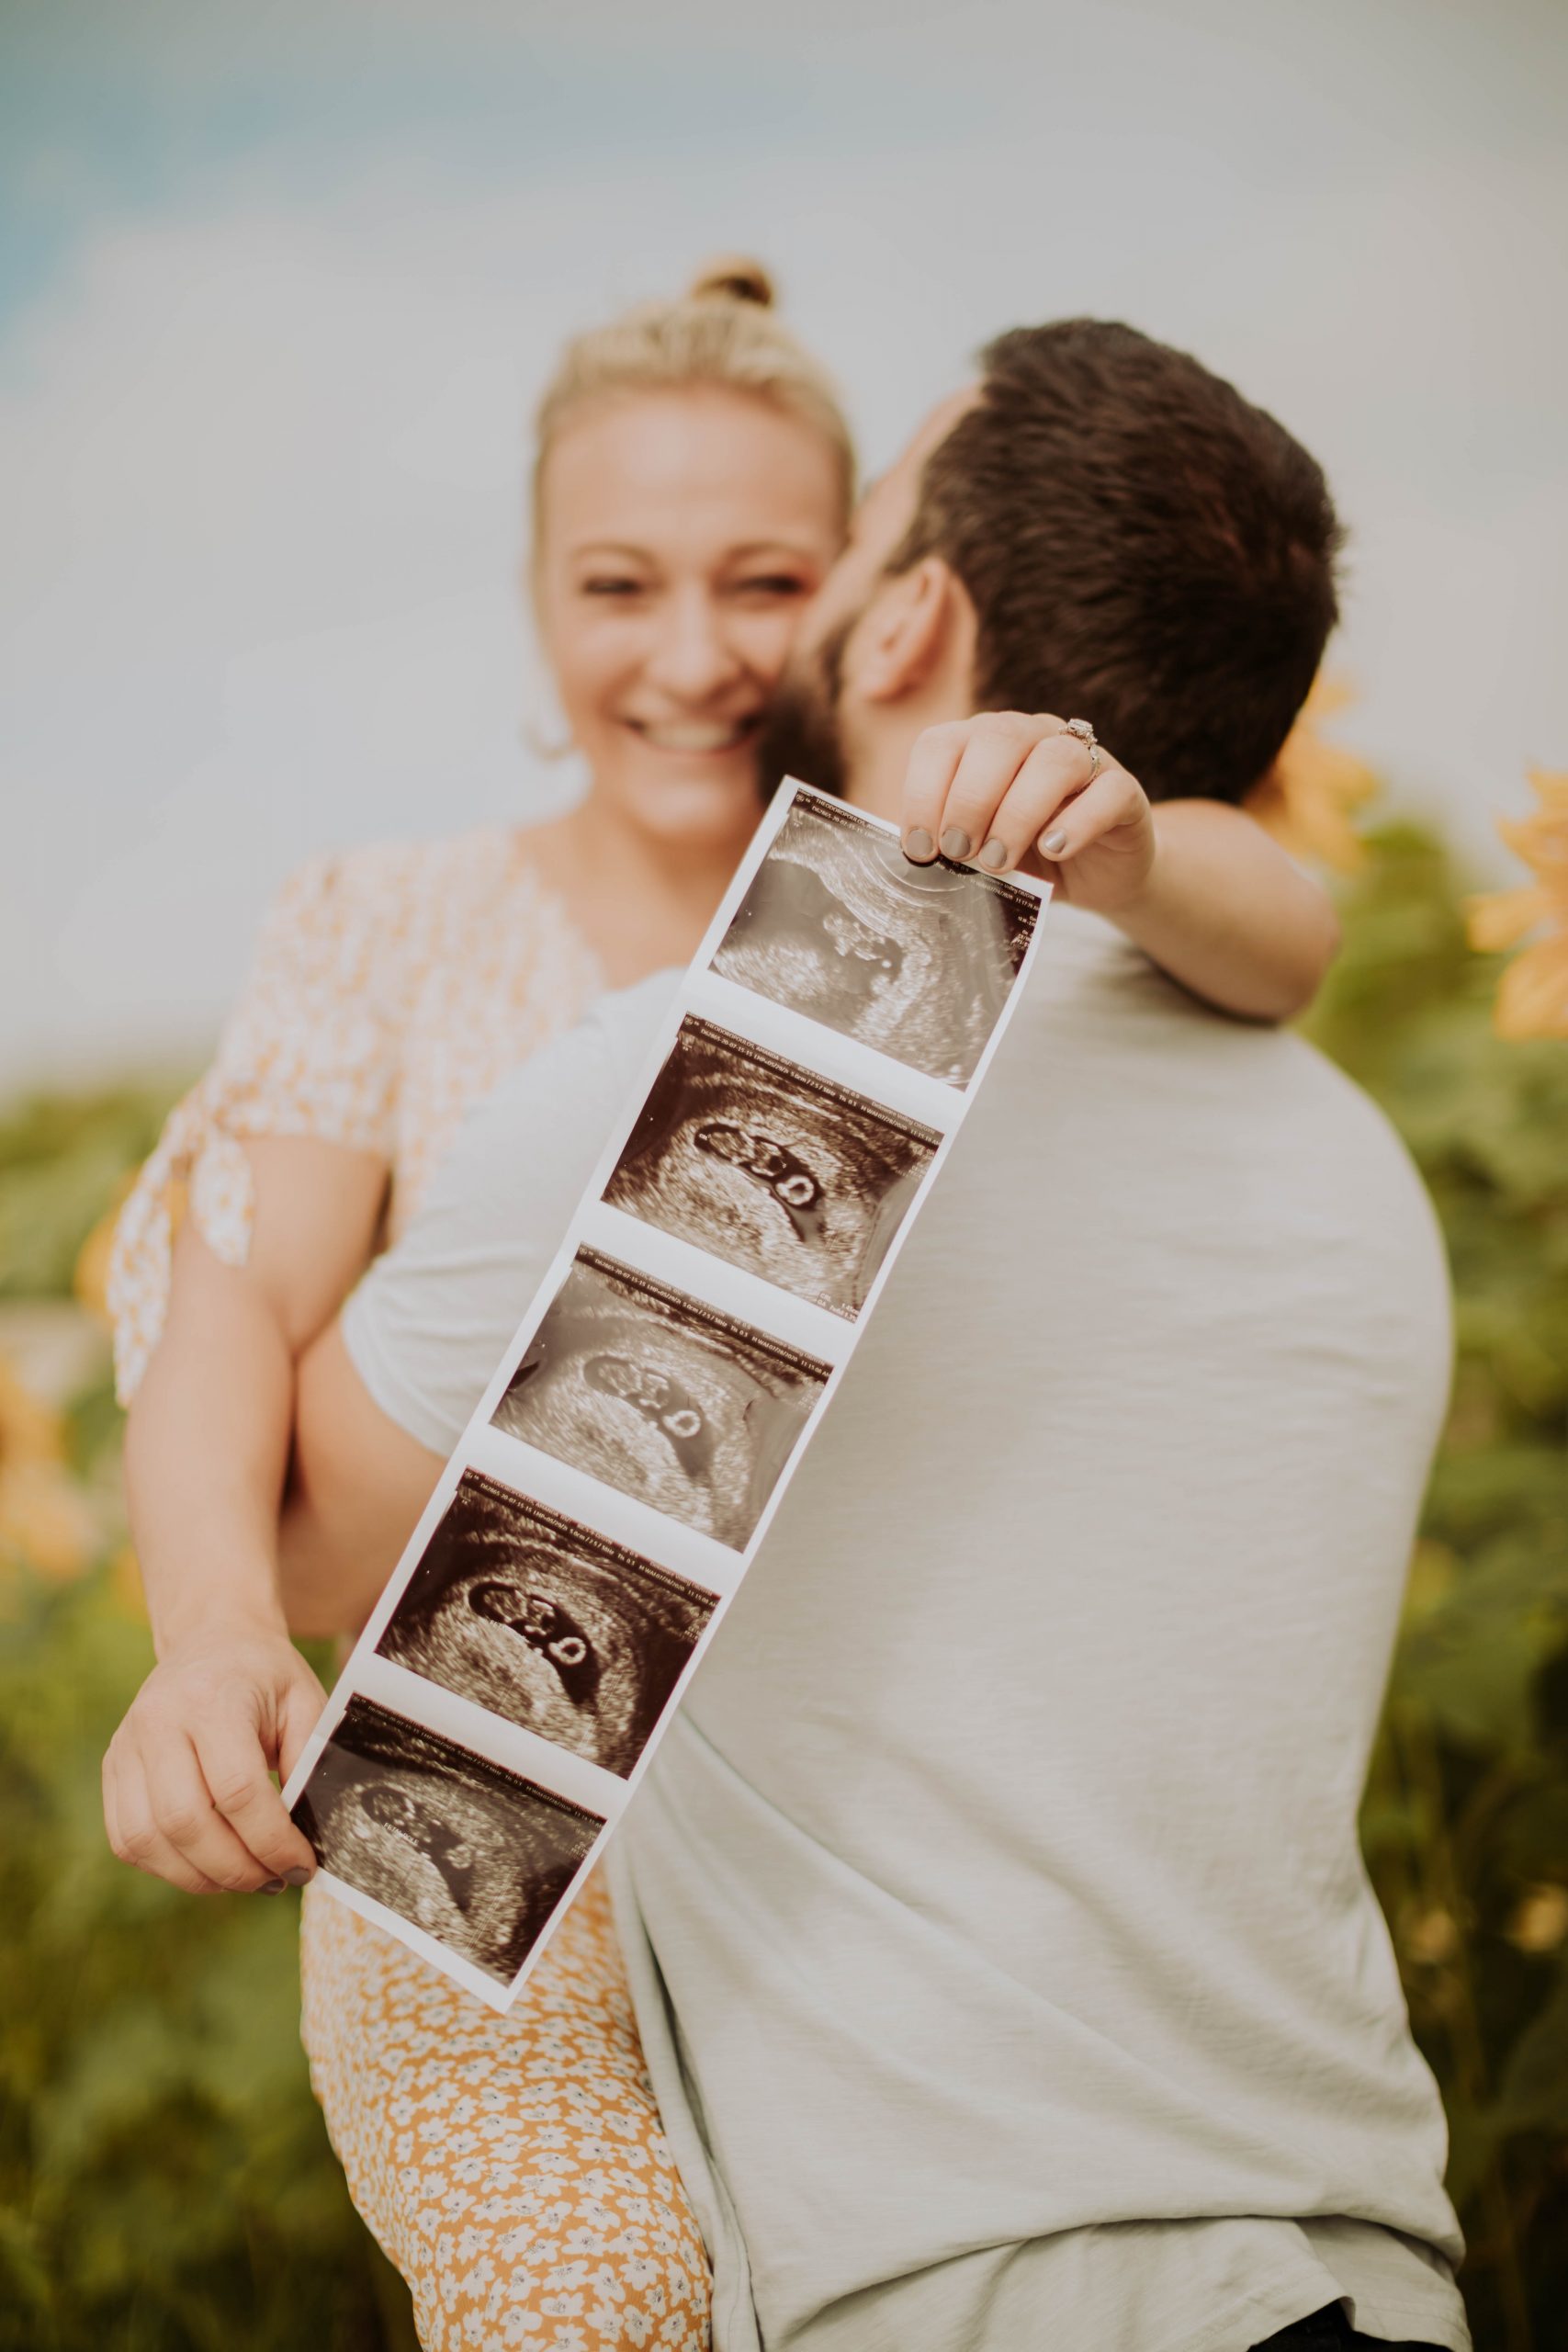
[107,829,713,2351]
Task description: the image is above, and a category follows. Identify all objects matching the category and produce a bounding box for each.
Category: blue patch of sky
[0,2,979,328]
[2,0,1560,331]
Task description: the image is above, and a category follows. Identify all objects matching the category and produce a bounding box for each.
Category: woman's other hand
[103,1629,324,1894]
[897,711,1156,910]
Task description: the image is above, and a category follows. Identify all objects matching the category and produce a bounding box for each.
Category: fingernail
[283,1865,314,1886]
[976,837,1009,871]
[259,1878,288,1895]
[940,826,971,862]
[903,827,934,863]
[1040,829,1069,856]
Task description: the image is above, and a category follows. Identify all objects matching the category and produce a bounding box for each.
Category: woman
[106,258,853,2348]
[105,271,1343,2348]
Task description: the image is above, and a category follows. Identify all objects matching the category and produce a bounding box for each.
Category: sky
[3,0,1566,1089]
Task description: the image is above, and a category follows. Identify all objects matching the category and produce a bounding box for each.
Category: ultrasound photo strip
[491,1247,830,1550]
[378,1470,717,1780]
[294,1695,603,1988]
[712,791,1038,1086]
[283,781,1047,2010]
[604,1017,941,1319]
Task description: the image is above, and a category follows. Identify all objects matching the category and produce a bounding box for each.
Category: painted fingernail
[976,837,1010,871]
[283,1865,314,1886]
[259,1877,288,1895]
[940,826,972,862]
[1040,828,1069,856]
[903,827,934,863]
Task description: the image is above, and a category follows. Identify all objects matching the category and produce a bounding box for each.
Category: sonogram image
[712,794,1036,1084]
[604,1018,940,1317]
[491,1249,829,1547]
[291,1698,602,1984]
[378,1471,716,1777]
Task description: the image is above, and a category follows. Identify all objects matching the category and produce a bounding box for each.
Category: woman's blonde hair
[532,257,855,530]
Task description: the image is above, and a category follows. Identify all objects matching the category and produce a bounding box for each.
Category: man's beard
[753,617,853,804]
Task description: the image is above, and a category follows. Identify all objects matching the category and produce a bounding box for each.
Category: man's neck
[842,707,962,828]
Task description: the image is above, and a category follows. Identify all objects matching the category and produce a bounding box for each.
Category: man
[130,322,1471,2349]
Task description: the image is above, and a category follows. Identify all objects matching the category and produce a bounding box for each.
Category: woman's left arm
[898,712,1339,1022]
[1102,797,1340,1021]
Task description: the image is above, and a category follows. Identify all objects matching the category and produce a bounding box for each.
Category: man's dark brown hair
[894,320,1342,804]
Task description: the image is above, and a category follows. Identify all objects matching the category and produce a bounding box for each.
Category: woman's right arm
[103,1135,386,1894]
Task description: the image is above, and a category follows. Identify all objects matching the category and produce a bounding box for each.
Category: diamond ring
[1061,717,1101,785]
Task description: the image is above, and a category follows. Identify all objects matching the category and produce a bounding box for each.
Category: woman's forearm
[107,1136,389,1897]
[123,1133,389,1656]
[277,1320,445,1637]
[123,1231,297,1659]
[1114,800,1340,1022]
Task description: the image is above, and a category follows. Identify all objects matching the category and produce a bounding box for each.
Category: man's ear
[854,558,966,706]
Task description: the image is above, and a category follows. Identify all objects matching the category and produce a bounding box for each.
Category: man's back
[342,908,1468,2351]
[612,906,1466,2351]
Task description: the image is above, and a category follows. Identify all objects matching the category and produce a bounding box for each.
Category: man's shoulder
[1020,910,1437,1232]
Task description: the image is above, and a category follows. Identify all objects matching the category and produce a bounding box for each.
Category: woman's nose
[644,591,745,701]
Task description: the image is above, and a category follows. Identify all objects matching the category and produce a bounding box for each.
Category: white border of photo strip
[282,779,1049,2009]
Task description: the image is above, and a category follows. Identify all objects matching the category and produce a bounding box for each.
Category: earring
[519,642,577,763]
[522,704,576,763]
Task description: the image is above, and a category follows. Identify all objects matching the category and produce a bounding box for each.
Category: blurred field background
[5,2,1567,2346]
[3,760,1566,2351]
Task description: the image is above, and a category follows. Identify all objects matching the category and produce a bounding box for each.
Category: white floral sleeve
[107,842,423,1403]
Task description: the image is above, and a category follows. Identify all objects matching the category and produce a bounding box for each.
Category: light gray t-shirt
[344,912,1469,2352]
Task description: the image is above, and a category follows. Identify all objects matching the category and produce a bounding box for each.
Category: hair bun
[686,254,776,310]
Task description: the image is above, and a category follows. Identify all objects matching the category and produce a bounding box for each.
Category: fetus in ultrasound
[292,1699,601,1983]
[378,1472,716,1775]
[491,1250,828,1546]
[605,1020,939,1317]
[695,1120,823,1227]
[713,794,1035,1083]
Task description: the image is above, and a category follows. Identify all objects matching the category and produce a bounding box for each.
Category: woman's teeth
[636,721,752,753]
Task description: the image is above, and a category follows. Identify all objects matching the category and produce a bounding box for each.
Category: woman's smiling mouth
[626,718,760,755]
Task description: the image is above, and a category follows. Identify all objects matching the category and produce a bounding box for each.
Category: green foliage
[0,1079,417,2347]
[1305,822,1568,2352]
[0,1086,180,1302]
[0,819,1563,2347]
[0,1565,417,2352]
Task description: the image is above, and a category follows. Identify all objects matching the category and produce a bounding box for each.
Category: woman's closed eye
[580,573,650,599]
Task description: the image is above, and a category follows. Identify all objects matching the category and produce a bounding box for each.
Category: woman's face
[534,387,846,848]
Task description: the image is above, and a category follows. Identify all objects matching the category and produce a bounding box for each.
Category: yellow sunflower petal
[1524,764,1568,816]
[1494,768,1568,898]
[1508,1885,1568,1954]
[0,1355,66,1472]
[1247,672,1381,874]
[1466,885,1556,954]
[0,1460,100,1579]
[1497,821,1568,899]
[73,1174,136,1325]
[1494,933,1568,1040]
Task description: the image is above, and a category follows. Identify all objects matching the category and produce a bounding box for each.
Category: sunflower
[1246,674,1382,874]
[0,1352,99,1579]
[1466,769,1568,1039]
[73,1171,138,1324]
